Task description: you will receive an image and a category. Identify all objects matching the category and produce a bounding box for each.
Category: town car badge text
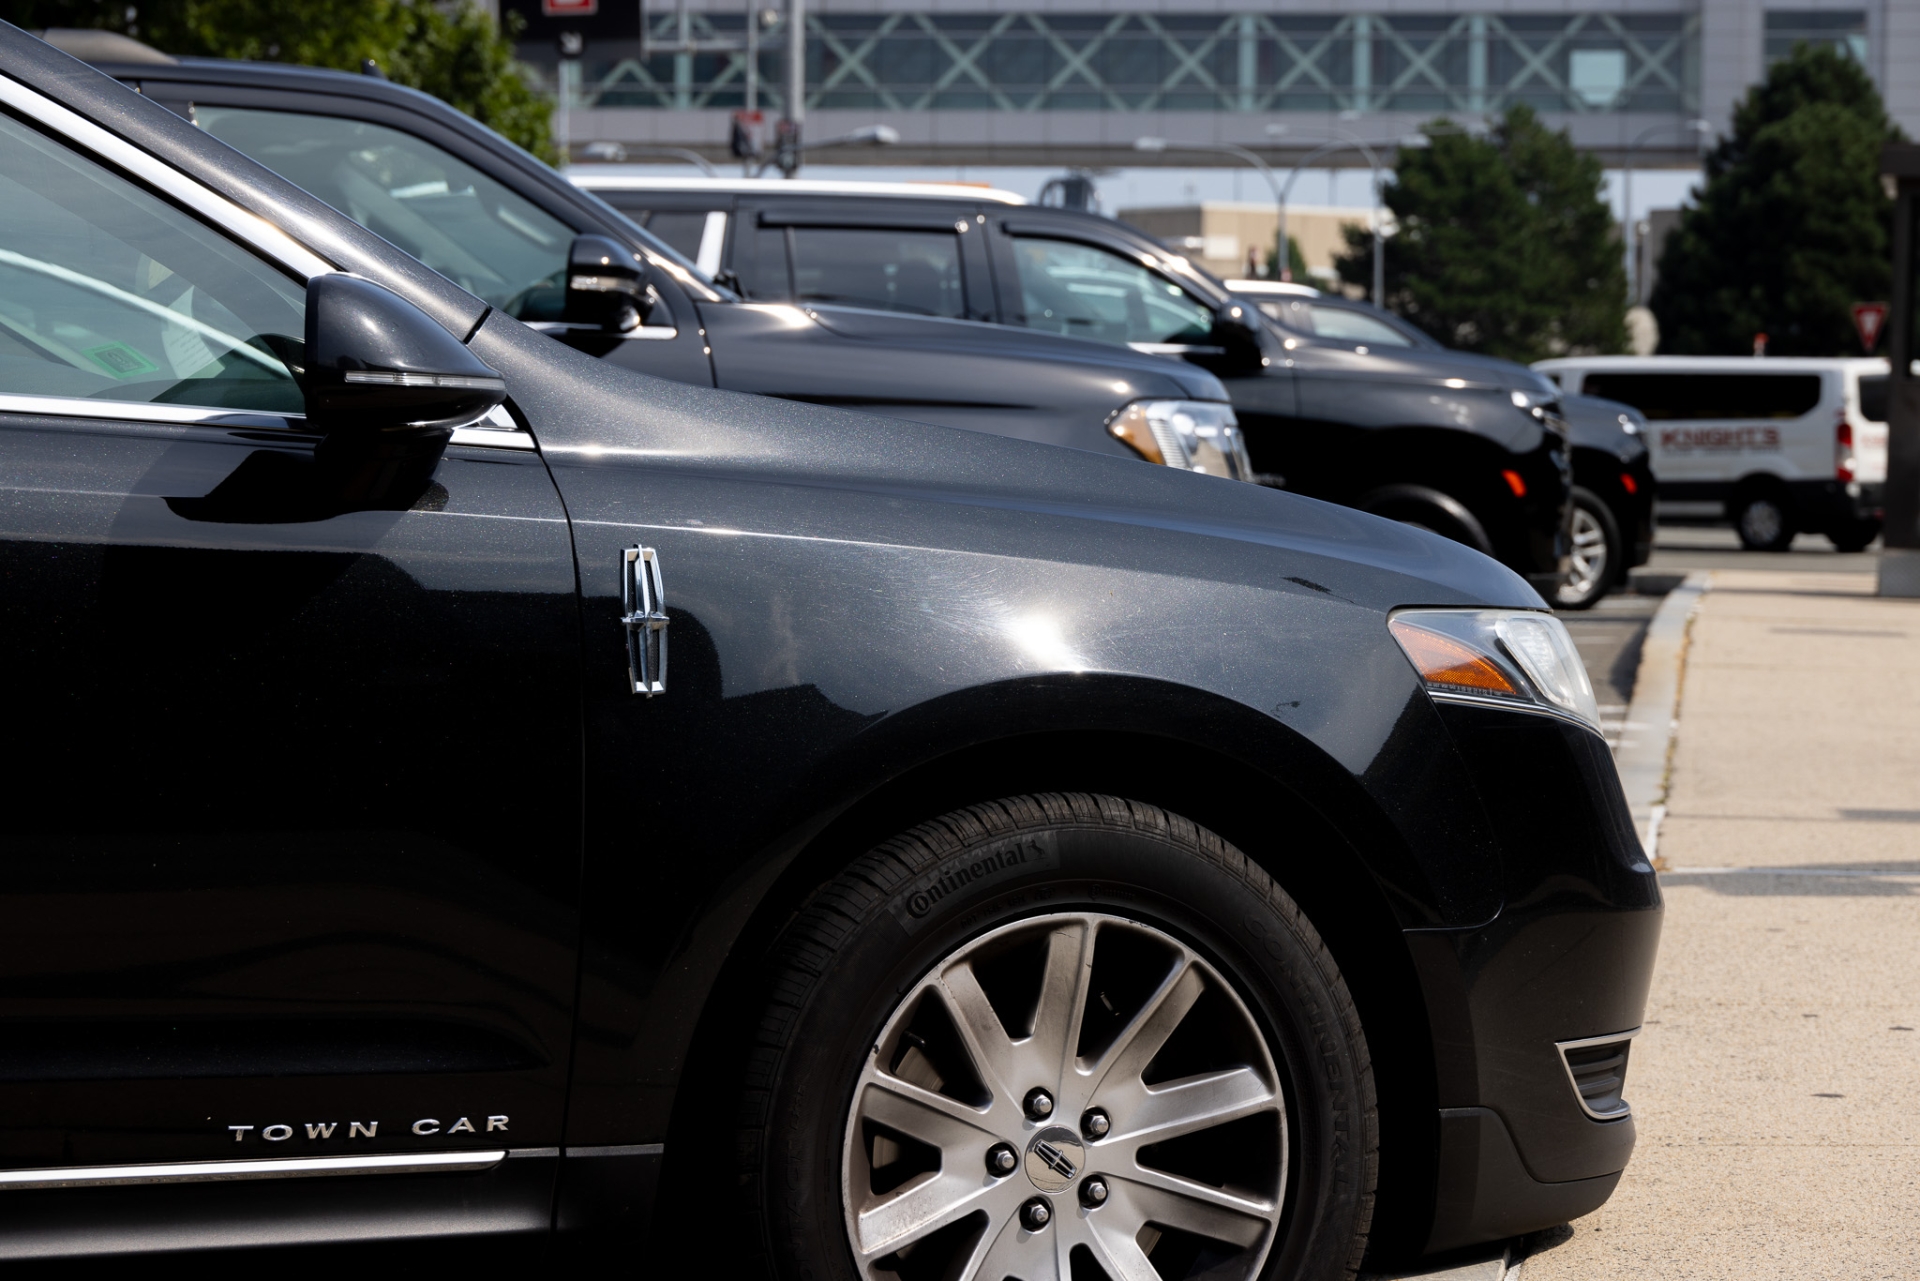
[226,1114,508,1142]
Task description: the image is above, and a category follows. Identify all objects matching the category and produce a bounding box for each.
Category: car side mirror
[564,233,655,333]
[1181,303,1264,377]
[303,274,507,434]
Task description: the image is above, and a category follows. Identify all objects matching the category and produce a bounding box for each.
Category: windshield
[196,106,716,314]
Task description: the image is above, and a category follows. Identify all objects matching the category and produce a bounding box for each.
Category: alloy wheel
[840,912,1288,1281]
[1557,503,1610,605]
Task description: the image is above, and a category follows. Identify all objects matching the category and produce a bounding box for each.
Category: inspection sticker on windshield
[889,832,1059,934]
[84,342,159,379]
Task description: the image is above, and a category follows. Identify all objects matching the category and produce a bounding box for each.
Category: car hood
[804,306,1229,402]
[1563,394,1650,462]
[478,314,1542,612]
[1298,337,1560,398]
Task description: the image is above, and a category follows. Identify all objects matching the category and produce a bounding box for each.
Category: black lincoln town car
[0,25,1658,1280]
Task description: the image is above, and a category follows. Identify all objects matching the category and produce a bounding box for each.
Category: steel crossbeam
[561,9,1699,116]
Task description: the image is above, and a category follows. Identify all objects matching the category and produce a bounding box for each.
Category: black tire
[1828,518,1881,553]
[1554,487,1621,610]
[1732,490,1795,552]
[740,794,1378,1281]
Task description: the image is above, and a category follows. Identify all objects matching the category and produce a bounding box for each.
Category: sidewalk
[1519,570,1920,1278]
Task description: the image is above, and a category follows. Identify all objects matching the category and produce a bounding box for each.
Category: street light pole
[780,0,805,176]
[1622,119,1711,305]
[1133,138,1287,277]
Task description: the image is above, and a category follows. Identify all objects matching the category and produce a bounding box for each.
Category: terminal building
[505,0,1916,170]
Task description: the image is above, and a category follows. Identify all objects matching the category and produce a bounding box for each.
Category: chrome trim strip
[1427,690,1604,737]
[1555,1026,1641,1122]
[0,391,304,431]
[565,1143,665,1158]
[0,393,535,450]
[526,321,679,342]
[0,73,333,281]
[0,1150,506,1190]
[449,425,536,450]
[343,371,505,391]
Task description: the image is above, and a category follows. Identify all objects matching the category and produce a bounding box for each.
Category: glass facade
[548,11,1700,115]
[1763,9,1869,65]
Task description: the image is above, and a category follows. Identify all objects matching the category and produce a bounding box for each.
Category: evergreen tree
[6,0,555,162]
[1651,44,1899,355]
[1336,105,1627,362]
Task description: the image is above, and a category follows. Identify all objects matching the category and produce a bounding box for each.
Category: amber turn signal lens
[1107,403,1166,465]
[1387,618,1521,697]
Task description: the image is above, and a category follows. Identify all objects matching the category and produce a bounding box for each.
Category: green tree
[1264,233,1308,282]
[1651,44,1898,355]
[6,0,555,162]
[1336,105,1627,362]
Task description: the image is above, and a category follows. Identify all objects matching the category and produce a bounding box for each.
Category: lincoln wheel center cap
[1024,1126,1085,1194]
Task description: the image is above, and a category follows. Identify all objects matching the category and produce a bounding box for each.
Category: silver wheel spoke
[954,1208,1050,1281]
[1104,1066,1277,1149]
[1026,918,1096,1078]
[1081,959,1205,1092]
[1076,1213,1163,1281]
[856,1073,1000,1151]
[1106,1169,1272,1248]
[937,962,1022,1108]
[853,1168,1014,1261]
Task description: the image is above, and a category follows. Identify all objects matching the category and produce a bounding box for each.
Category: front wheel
[1555,488,1621,610]
[740,795,1378,1281]
[1828,517,1881,553]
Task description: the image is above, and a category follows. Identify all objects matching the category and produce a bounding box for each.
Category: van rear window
[1581,373,1823,420]
[1858,375,1889,424]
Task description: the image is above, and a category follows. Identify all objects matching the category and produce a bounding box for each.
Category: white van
[1533,356,1888,551]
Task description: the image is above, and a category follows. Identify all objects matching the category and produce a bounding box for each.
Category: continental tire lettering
[888,832,1061,935]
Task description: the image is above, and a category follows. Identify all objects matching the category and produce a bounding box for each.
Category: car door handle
[621,546,668,696]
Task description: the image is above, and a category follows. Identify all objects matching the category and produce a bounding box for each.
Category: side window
[638,210,712,260]
[736,224,793,302]
[1583,373,1824,420]
[0,111,304,412]
[789,227,966,318]
[1306,304,1415,347]
[195,107,572,320]
[1858,374,1889,424]
[1008,238,1214,346]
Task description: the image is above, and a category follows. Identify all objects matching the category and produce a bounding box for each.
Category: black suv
[6,25,1659,1276]
[67,35,1253,487]
[1229,282,1654,608]
[577,177,1574,594]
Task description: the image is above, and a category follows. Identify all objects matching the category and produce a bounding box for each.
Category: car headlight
[1387,608,1602,733]
[1107,399,1252,482]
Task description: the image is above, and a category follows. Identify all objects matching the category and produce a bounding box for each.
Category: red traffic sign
[1852,302,1888,353]
[544,0,597,14]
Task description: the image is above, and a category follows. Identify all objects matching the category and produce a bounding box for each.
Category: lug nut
[1020,1198,1052,1231]
[986,1143,1018,1176]
[1024,1087,1055,1120]
[1081,1177,1110,1208]
[1081,1107,1110,1140]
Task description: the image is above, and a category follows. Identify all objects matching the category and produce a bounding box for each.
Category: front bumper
[1413,704,1663,1253]
[1783,478,1883,532]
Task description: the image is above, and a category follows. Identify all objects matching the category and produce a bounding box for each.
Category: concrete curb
[1614,569,1712,853]
[1362,1249,1510,1281]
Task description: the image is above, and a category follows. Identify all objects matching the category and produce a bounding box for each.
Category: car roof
[571,175,1028,205]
